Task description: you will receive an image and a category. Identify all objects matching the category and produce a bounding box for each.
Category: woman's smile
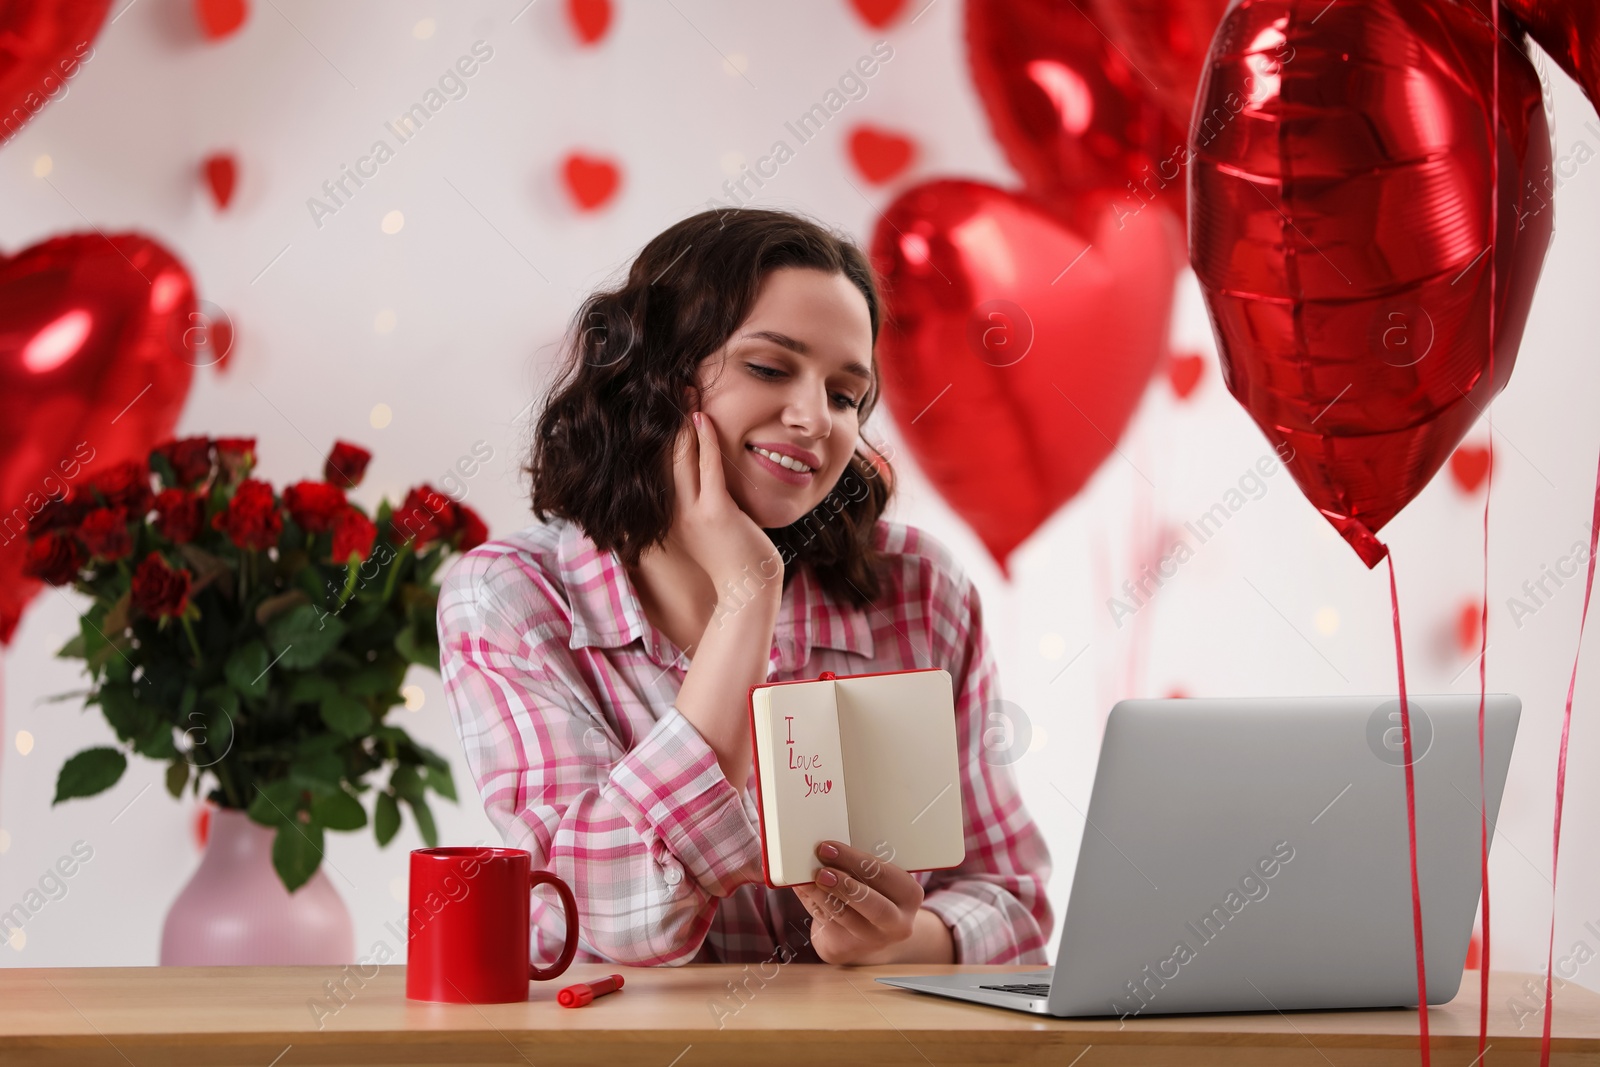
[745,442,819,486]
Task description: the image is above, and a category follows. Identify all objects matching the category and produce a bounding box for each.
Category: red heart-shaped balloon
[0,234,199,644]
[848,125,916,185]
[965,0,1186,230]
[1096,0,1232,131]
[1501,0,1598,117]
[871,181,1183,572]
[562,152,621,211]
[0,0,110,147]
[848,0,906,29]
[1190,0,1554,566]
[1449,445,1491,495]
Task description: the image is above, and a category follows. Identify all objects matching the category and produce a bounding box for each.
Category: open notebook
[747,667,966,888]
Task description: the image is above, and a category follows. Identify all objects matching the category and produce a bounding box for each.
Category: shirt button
[662,863,683,886]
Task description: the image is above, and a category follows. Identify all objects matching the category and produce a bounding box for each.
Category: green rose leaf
[311,789,367,831]
[405,794,438,848]
[421,764,457,803]
[56,632,87,659]
[374,791,401,847]
[54,747,127,804]
[165,760,190,799]
[343,663,398,698]
[248,779,303,827]
[98,684,154,743]
[225,640,272,698]
[389,763,424,804]
[393,625,440,668]
[412,741,451,774]
[288,674,337,705]
[271,821,325,893]
[319,693,372,738]
[204,684,240,720]
[266,603,347,671]
[132,721,178,761]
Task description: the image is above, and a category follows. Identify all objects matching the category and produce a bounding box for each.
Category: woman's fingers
[794,885,873,942]
[813,868,903,932]
[671,415,698,506]
[693,410,726,500]
[816,841,924,911]
[799,883,884,944]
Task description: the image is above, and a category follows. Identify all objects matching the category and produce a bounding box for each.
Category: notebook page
[751,680,852,886]
[834,670,965,873]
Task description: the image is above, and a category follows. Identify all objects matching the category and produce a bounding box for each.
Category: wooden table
[1,965,1596,1066]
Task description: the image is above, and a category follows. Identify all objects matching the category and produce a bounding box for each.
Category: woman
[437,207,1053,968]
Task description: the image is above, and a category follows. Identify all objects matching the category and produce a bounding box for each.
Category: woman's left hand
[793,840,925,965]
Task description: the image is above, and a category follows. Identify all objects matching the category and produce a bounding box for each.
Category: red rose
[214,437,257,483]
[329,506,377,564]
[77,506,132,561]
[455,502,488,551]
[153,437,214,487]
[390,485,457,549]
[24,531,86,585]
[210,478,282,550]
[214,436,256,459]
[283,481,347,533]
[324,441,372,490]
[33,494,87,535]
[131,552,191,618]
[86,460,154,518]
[154,488,205,544]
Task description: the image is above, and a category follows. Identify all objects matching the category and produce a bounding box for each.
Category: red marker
[557,973,624,1007]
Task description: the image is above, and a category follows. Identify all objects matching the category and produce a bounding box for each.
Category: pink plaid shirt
[436,515,1053,967]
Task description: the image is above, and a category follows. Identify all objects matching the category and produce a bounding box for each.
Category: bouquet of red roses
[26,436,487,892]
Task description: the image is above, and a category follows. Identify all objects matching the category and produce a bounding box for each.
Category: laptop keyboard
[978,983,1051,996]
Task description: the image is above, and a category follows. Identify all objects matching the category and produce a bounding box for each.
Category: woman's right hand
[668,410,784,595]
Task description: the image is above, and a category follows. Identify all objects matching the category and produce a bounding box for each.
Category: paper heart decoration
[562,152,621,211]
[1501,0,1598,117]
[848,0,907,29]
[566,0,613,46]
[1167,351,1205,400]
[965,0,1185,230]
[0,234,199,644]
[202,152,237,209]
[207,315,235,373]
[1449,445,1491,494]
[871,180,1183,572]
[1456,600,1483,655]
[0,0,111,146]
[848,126,916,185]
[194,0,247,40]
[1096,0,1232,130]
[1190,0,1553,566]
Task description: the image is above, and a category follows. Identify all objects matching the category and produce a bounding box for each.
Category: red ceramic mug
[405,847,580,1003]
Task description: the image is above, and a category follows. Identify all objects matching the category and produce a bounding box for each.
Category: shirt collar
[555,518,875,672]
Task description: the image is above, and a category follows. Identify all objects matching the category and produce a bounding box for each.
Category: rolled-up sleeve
[914,545,1055,965]
[436,549,765,967]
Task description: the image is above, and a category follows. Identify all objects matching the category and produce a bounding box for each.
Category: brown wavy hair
[525,207,896,608]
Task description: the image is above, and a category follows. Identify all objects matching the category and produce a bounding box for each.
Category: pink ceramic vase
[159,808,355,965]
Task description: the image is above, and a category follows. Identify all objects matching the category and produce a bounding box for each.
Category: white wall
[1,0,1597,1006]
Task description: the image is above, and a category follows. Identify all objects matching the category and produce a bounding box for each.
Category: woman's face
[693,267,875,530]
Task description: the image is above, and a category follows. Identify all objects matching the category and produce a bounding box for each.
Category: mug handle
[529,869,581,982]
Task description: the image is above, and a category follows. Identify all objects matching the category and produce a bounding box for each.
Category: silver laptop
[876,693,1520,1018]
